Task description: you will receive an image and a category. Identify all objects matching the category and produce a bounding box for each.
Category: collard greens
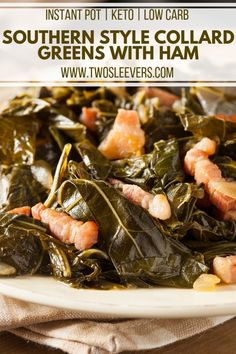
[0,87,235,289]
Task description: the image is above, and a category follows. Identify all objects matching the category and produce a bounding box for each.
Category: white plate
[0,275,236,318]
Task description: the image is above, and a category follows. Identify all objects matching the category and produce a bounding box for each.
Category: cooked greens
[179,113,236,142]
[0,115,39,165]
[0,86,236,290]
[58,179,207,287]
[0,162,52,211]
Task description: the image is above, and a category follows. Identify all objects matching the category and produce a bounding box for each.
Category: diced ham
[73,221,99,251]
[110,179,171,220]
[184,137,236,218]
[194,138,217,155]
[142,88,179,107]
[31,203,46,220]
[213,256,236,284]
[98,109,145,160]
[208,188,236,213]
[31,203,98,250]
[7,206,31,217]
[222,209,236,220]
[184,138,217,176]
[184,149,209,176]
[80,107,99,132]
[195,159,222,186]
[215,114,236,123]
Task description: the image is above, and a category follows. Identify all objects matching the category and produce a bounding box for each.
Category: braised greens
[58,179,207,287]
[0,162,52,211]
[0,86,236,289]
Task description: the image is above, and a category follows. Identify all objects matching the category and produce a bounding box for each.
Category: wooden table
[1,317,235,353]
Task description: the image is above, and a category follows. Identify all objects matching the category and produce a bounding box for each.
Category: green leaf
[111,138,184,192]
[218,137,236,161]
[184,239,236,267]
[0,162,52,211]
[58,178,94,222]
[93,99,117,142]
[143,109,188,152]
[44,143,72,208]
[2,96,49,117]
[0,212,107,286]
[179,113,236,142]
[35,129,61,172]
[68,160,91,180]
[0,213,45,275]
[58,179,207,287]
[166,183,204,225]
[111,154,153,189]
[213,156,236,179]
[0,115,40,165]
[188,209,236,242]
[76,139,112,180]
[151,139,184,189]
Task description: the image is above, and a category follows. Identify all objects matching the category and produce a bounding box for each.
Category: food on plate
[0,86,236,290]
[98,109,145,159]
[7,206,31,216]
[80,106,98,132]
[142,87,178,107]
[184,137,236,218]
[110,178,171,220]
[31,202,98,250]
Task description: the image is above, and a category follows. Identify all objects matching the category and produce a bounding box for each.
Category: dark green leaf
[44,143,72,208]
[151,139,184,189]
[58,179,207,287]
[0,115,40,165]
[0,213,45,275]
[179,113,236,142]
[0,162,52,211]
[166,183,204,225]
[143,109,188,152]
[187,209,236,242]
[218,136,236,160]
[2,96,49,117]
[68,160,91,180]
[213,156,236,179]
[35,130,61,172]
[58,179,94,222]
[76,139,112,180]
[92,99,118,142]
[111,154,153,189]
[184,240,236,267]
[111,138,184,192]
[66,87,117,111]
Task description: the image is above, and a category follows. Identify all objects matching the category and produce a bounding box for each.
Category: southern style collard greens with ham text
[0,86,236,290]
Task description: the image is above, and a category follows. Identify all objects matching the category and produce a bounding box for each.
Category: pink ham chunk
[98,109,145,160]
[7,206,31,217]
[31,203,98,250]
[110,179,171,220]
[143,88,179,107]
[215,114,236,123]
[184,137,236,218]
[80,107,99,132]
